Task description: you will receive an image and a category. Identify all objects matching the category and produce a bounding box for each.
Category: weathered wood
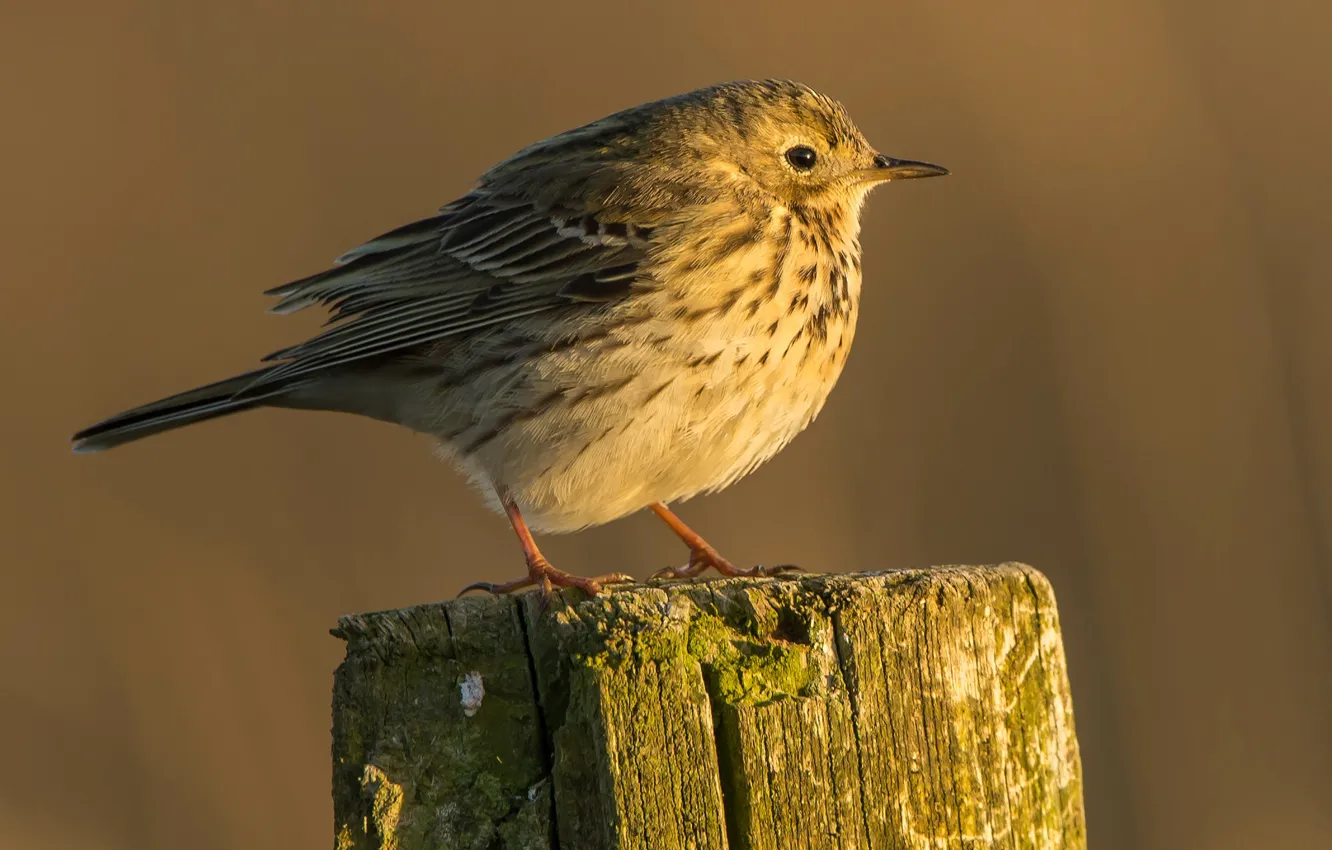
[330,564,1086,849]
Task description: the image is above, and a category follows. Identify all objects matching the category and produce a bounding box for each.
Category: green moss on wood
[331,565,1085,850]
[331,597,553,849]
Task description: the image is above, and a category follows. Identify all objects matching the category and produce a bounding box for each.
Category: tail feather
[72,368,292,453]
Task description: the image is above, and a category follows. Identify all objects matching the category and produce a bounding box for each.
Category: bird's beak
[857,154,950,184]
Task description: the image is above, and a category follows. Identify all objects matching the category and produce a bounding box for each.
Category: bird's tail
[72,368,292,453]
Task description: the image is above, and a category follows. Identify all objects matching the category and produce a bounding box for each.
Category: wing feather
[244,190,657,392]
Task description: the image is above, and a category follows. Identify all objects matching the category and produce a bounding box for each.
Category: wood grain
[331,564,1085,849]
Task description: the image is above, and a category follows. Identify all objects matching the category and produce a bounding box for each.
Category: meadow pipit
[73,79,948,596]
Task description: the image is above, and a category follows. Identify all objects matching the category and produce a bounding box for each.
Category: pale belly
[447,294,858,533]
[431,201,865,532]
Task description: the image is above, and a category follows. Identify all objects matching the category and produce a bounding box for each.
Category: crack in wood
[330,565,1086,849]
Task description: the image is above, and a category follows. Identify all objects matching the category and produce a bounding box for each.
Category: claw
[650,544,752,581]
[458,563,635,599]
[457,577,535,596]
[650,560,705,582]
[468,492,638,599]
[755,563,804,576]
[646,502,799,583]
[651,558,802,582]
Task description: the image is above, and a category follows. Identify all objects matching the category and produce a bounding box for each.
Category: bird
[72,79,948,597]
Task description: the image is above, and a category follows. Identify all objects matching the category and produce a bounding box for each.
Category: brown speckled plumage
[72,79,947,595]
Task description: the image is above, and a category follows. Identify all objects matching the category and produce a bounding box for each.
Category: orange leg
[458,491,634,597]
[648,502,798,580]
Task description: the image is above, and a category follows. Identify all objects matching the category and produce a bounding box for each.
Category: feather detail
[247,193,656,391]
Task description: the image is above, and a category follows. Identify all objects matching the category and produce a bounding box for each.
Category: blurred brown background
[4,2,1330,848]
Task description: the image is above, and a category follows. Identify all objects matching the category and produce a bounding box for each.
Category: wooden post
[330,564,1086,850]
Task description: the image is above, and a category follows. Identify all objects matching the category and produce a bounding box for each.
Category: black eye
[785,145,818,171]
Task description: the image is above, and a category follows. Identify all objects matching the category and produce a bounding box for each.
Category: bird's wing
[246,191,659,390]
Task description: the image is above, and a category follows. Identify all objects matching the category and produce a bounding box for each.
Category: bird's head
[480,79,946,222]
[652,80,948,210]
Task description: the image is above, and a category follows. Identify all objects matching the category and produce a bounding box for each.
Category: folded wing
[246,192,658,392]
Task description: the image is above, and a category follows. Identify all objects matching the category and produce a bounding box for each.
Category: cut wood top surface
[332,564,1086,850]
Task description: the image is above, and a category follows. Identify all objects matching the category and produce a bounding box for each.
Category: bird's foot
[651,545,803,581]
[459,557,634,598]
